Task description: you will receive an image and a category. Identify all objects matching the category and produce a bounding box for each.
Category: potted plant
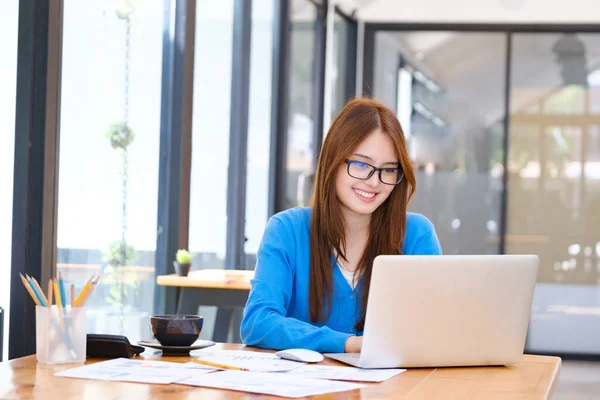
[174,249,193,276]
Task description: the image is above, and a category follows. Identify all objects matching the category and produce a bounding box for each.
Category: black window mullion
[268,0,291,216]
[154,0,195,314]
[10,0,62,360]
[342,11,357,103]
[311,1,327,163]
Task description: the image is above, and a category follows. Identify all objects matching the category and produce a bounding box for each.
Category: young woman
[240,98,442,354]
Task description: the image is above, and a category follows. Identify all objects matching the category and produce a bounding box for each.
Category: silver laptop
[326,254,539,368]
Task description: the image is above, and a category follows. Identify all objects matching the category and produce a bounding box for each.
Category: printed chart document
[55,358,216,384]
[285,365,406,382]
[179,370,365,398]
[192,349,304,372]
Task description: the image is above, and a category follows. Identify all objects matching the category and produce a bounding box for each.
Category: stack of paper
[179,370,365,398]
[55,351,407,398]
[55,358,215,384]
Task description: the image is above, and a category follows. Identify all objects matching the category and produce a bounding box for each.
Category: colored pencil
[29,275,48,306]
[27,276,47,307]
[58,272,67,310]
[74,275,94,307]
[80,276,100,306]
[53,279,65,331]
[47,279,53,306]
[19,274,41,306]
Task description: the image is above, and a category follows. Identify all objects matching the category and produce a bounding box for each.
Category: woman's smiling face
[335,129,400,218]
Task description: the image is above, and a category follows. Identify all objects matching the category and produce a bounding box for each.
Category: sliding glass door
[508,33,600,355]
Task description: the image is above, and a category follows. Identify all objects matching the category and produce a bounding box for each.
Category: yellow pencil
[74,275,94,307]
[19,274,41,306]
[80,276,100,306]
[192,359,249,371]
[53,279,65,331]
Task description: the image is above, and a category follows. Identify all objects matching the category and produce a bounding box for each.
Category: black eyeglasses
[344,159,404,185]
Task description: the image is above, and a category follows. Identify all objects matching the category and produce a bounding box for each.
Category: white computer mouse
[275,348,324,363]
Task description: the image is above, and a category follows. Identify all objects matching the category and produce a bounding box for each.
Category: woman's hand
[344,336,363,353]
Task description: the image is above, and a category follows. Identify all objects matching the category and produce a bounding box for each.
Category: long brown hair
[309,97,416,331]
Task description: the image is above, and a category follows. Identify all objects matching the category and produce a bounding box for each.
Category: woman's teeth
[354,189,375,198]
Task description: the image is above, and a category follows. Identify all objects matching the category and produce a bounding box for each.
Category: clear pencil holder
[35,305,87,365]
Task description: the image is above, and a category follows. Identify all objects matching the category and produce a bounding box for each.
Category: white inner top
[337,257,360,290]
[338,265,357,289]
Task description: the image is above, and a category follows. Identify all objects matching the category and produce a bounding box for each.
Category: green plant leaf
[106,122,135,150]
[175,249,193,264]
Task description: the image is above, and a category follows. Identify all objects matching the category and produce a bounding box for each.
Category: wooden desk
[156,270,254,343]
[157,270,253,291]
[0,343,561,399]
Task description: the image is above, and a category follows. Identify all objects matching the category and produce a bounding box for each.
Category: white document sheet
[192,350,305,372]
[55,358,216,384]
[285,364,406,382]
[178,370,365,398]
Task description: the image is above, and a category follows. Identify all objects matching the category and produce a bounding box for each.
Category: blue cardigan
[240,207,442,353]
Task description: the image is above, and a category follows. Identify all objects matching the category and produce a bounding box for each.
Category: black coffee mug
[150,315,203,347]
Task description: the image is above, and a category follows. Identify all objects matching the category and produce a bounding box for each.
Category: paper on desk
[285,364,406,382]
[179,370,365,398]
[55,358,216,384]
[192,349,304,372]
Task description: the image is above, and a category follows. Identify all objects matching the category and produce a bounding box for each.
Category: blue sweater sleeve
[240,216,351,353]
[407,214,443,255]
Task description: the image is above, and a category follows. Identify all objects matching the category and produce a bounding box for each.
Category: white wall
[347,0,600,23]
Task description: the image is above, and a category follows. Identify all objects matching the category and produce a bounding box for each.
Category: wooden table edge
[156,275,251,291]
[544,356,562,399]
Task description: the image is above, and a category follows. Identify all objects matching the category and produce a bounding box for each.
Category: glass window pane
[286,0,317,209]
[188,0,234,271]
[374,31,506,255]
[244,0,274,268]
[57,1,164,342]
[0,0,18,361]
[330,12,348,122]
[187,0,234,342]
[508,33,600,355]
